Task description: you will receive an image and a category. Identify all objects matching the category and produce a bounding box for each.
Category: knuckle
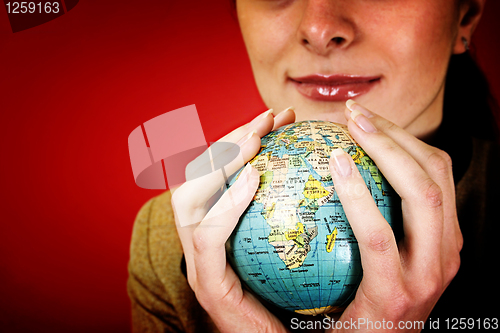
[383,288,412,316]
[171,187,203,219]
[420,178,443,208]
[378,137,400,155]
[380,119,399,133]
[192,228,209,253]
[366,228,395,254]
[418,275,443,302]
[196,280,243,313]
[335,174,370,202]
[170,188,188,213]
[427,149,452,177]
[171,180,213,215]
[340,183,367,202]
[170,187,184,206]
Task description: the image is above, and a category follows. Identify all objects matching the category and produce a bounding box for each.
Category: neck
[405,83,445,144]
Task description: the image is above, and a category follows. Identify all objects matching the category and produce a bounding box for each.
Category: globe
[226,120,398,316]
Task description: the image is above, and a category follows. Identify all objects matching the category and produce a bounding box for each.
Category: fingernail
[249,108,273,128]
[262,108,274,118]
[346,99,356,111]
[331,148,352,177]
[276,106,294,117]
[274,106,295,122]
[346,99,373,118]
[237,130,256,146]
[351,110,377,133]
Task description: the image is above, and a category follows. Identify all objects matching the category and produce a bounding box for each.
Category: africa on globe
[226,120,398,315]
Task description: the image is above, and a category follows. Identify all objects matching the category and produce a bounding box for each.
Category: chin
[292,98,349,124]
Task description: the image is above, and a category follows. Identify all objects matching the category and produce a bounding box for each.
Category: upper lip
[289,74,381,85]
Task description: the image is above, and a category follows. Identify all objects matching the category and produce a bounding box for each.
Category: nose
[298,0,356,55]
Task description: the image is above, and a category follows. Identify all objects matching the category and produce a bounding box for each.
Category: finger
[346,101,461,252]
[220,106,296,141]
[172,131,261,286]
[345,100,455,207]
[191,109,274,180]
[218,106,295,144]
[272,106,296,130]
[174,107,295,223]
[343,102,445,263]
[192,164,260,291]
[175,163,258,289]
[173,109,272,206]
[219,108,274,143]
[329,148,401,290]
[177,106,293,207]
[173,108,289,289]
[210,107,295,178]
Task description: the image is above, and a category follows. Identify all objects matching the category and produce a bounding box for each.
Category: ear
[453,0,486,54]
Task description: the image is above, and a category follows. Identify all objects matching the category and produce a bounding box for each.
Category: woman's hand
[327,100,462,332]
[171,107,295,333]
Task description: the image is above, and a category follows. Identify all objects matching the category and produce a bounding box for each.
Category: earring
[461,36,469,51]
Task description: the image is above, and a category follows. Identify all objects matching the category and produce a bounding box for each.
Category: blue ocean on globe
[227,120,398,315]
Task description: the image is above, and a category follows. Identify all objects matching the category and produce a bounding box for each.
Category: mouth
[289,74,381,102]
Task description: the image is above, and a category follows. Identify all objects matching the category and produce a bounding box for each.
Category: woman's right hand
[171,107,295,333]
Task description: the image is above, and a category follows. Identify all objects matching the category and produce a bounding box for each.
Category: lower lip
[290,78,380,102]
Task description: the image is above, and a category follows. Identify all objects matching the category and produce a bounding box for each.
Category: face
[236,0,469,139]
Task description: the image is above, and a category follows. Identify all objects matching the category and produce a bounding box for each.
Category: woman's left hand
[327,100,463,332]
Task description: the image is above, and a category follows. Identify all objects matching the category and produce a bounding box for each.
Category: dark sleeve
[431,139,500,320]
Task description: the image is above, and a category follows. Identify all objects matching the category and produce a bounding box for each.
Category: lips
[289,74,381,101]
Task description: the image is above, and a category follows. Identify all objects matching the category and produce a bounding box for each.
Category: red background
[0,1,499,332]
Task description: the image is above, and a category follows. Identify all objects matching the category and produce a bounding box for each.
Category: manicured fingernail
[351,110,377,133]
[262,108,274,118]
[331,148,352,177]
[346,99,356,111]
[274,106,294,122]
[276,106,294,117]
[346,99,373,118]
[237,130,256,146]
[249,108,273,128]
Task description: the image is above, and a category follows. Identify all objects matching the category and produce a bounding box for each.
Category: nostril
[332,37,344,45]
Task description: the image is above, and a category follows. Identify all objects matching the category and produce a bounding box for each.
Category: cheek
[238,5,297,71]
[238,4,301,108]
[372,3,455,123]
[380,3,454,73]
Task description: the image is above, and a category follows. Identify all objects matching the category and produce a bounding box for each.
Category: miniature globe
[226,120,398,315]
